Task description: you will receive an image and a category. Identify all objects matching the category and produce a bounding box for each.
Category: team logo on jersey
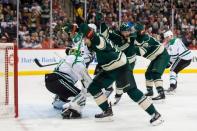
[142,43,149,48]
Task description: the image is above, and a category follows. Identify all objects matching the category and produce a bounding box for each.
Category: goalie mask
[65,47,81,56]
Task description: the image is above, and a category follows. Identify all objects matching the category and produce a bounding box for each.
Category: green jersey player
[100,22,137,104]
[78,23,164,125]
[134,23,170,100]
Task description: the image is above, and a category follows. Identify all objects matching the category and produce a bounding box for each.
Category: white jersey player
[45,51,92,119]
[163,30,192,93]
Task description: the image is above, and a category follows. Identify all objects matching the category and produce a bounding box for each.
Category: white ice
[0,74,197,131]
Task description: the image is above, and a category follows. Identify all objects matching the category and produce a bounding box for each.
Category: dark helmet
[134,22,144,31]
[120,23,130,32]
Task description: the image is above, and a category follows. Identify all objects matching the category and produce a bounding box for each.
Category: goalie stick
[34,58,58,67]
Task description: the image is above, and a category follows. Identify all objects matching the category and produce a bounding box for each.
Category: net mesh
[0,43,17,118]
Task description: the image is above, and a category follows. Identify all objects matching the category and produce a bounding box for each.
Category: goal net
[0,43,18,118]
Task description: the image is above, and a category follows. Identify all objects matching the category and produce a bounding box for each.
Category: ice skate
[105,87,114,98]
[152,90,165,103]
[150,112,164,126]
[95,104,113,122]
[145,87,153,97]
[145,90,153,97]
[165,83,177,95]
[165,86,176,95]
[152,87,165,102]
[113,94,122,105]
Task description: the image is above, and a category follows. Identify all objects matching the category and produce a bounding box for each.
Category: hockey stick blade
[34,58,58,67]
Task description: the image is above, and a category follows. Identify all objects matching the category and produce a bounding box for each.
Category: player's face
[165,35,173,42]
[121,31,130,38]
[84,37,91,47]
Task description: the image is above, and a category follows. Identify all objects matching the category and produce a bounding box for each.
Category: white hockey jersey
[73,40,94,66]
[54,55,92,88]
[53,55,92,113]
[166,38,193,64]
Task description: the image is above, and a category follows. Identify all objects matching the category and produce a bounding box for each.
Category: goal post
[0,43,18,118]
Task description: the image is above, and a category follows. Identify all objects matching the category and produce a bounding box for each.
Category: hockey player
[133,23,170,101]
[71,23,95,68]
[45,45,92,119]
[100,22,137,104]
[163,30,192,93]
[78,23,163,125]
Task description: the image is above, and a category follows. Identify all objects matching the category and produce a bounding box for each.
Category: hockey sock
[127,87,144,102]
[154,79,163,89]
[94,92,109,111]
[145,104,157,115]
[139,96,157,115]
[127,88,156,115]
[88,82,109,111]
[146,80,154,87]
[170,71,177,86]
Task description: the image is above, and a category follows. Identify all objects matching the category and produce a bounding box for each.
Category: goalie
[45,45,92,119]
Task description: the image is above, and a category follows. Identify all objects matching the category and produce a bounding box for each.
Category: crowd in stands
[18,0,72,48]
[0,2,17,43]
[85,0,196,49]
[0,0,196,49]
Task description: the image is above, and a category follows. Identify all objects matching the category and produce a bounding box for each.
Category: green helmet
[120,23,130,32]
[134,23,144,31]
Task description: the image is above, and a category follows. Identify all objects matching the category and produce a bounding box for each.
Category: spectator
[29,7,40,33]
[0,36,7,43]
[21,35,33,48]
[188,39,197,50]
[74,2,85,25]
[41,36,55,48]
[40,0,50,28]
[15,0,196,49]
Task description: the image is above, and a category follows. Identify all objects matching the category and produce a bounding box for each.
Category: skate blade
[147,96,153,100]
[151,117,164,126]
[165,90,176,95]
[95,116,114,122]
[152,99,165,104]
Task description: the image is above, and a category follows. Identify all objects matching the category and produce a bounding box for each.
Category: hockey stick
[34,58,58,67]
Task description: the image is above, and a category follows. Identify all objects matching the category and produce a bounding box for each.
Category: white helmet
[164,30,173,38]
[88,23,97,32]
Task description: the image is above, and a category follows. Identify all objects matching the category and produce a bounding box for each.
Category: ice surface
[0,74,197,131]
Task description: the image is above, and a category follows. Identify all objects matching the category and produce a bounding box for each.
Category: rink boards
[11,49,197,76]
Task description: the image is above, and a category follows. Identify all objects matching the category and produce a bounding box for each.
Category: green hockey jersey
[101,23,136,64]
[89,33,127,71]
[134,34,165,61]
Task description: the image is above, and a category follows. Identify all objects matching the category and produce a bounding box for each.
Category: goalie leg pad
[61,108,81,119]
